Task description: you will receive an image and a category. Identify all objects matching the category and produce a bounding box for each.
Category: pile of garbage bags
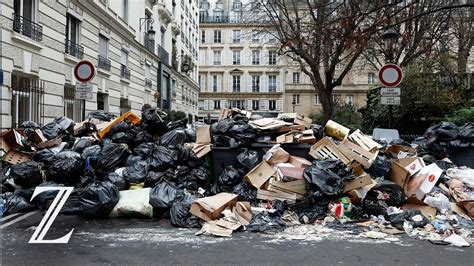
[1,107,473,247]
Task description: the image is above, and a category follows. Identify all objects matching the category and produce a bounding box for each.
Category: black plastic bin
[446,145,474,168]
[209,143,313,181]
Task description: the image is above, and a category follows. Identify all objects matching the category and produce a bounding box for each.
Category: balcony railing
[13,13,43,42]
[98,55,111,71]
[144,33,155,54]
[158,44,170,66]
[269,86,277,92]
[145,78,152,88]
[121,65,130,79]
[65,39,84,59]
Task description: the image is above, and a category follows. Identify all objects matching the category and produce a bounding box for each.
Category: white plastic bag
[110,188,153,218]
[446,167,474,188]
[424,193,451,213]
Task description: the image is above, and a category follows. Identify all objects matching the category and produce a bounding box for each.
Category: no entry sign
[378,64,403,87]
[74,60,95,83]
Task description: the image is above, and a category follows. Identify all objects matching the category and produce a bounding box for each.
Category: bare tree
[254,0,472,123]
[450,4,474,73]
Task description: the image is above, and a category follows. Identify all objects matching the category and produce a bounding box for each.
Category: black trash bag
[167,119,188,130]
[123,160,149,184]
[135,130,154,144]
[14,187,35,201]
[416,140,447,159]
[170,201,202,228]
[189,166,210,184]
[134,142,156,158]
[160,129,188,147]
[78,181,119,217]
[42,122,63,140]
[32,181,59,210]
[125,155,142,167]
[185,128,196,142]
[232,181,257,202]
[213,119,234,134]
[272,200,285,215]
[97,143,130,172]
[292,198,330,224]
[229,124,256,144]
[105,172,128,191]
[47,158,83,185]
[110,121,134,134]
[216,166,243,192]
[367,156,391,178]
[147,146,177,170]
[112,132,135,144]
[32,149,56,165]
[7,161,44,188]
[81,145,102,160]
[310,124,325,140]
[176,144,199,162]
[55,117,75,131]
[423,122,460,142]
[236,149,259,170]
[459,122,474,142]
[18,121,40,136]
[212,135,232,147]
[141,107,167,132]
[57,151,81,160]
[72,137,94,153]
[246,211,287,233]
[145,171,166,187]
[422,154,437,165]
[386,208,429,230]
[304,159,354,196]
[2,192,36,215]
[149,181,184,209]
[86,110,116,122]
[363,181,406,216]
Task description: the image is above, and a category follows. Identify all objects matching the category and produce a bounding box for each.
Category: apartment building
[0,0,200,130]
[197,0,285,122]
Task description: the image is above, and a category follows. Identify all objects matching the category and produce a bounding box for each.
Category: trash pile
[1,107,473,247]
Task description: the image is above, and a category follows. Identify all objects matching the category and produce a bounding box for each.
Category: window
[268,75,277,92]
[99,34,108,58]
[232,50,241,65]
[252,100,259,111]
[65,14,82,58]
[268,32,277,43]
[214,30,221,43]
[64,86,85,121]
[122,0,129,22]
[233,30,241,43]
[293,72,300,84]
[97,92,107,111]
[332,95,340,103]
[252,75,260,92]
[368,73,375,84]
[315,95,321,105]
[121,49,128,66]
[198,100,204,110]
[229,100,245,109]
[213,50,221,65]
[214,100,221,110]
[252,30,259,43]
[212,75,219,92]
[10,74,42,128]
[232,75,241,92]
[269,100,276,111]
[346,95,353,105]
[268,51,277,65]
[252,50,260,65]
[292,94,300,104]
[199,74,206,89]
[120,98,131,115]
[201,30,205,43]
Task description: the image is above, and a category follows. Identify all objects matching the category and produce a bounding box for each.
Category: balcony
[98,55,111,71]
[13,13,43,42]
[121,65,130,79]
[65,39,84,59]
[200,15,229,23]
[144,34,155,54]
[158,44,170,66]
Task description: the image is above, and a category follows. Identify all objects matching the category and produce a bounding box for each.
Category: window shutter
[209,100,214,110]
[221,100,226,108]
[259,100,265,110]
[276,75,282,92]
[261,75,268,92]
[204,100,209,110]
[276,99,282,111]
[247,100,252,110]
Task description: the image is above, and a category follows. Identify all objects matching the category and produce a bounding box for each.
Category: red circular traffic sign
[378,64,403,87]
[74,60,95,83]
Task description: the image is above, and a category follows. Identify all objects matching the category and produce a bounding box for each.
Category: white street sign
[381,87,401,97]
[381,96,400,105]
[75,91,93,100]
[76,82,93,99]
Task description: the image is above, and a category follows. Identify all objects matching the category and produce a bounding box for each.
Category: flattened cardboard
[263,145,290,165]
[402,203,437,217]
[245,161,276,189]
[233,202,252,225]
[386,145,417,158]
[288,155,312,168]
[31,129,47,144]
[276,166,305,180]
[195,221,233,237]
[195,125,211,144]
[450,203,468,216]
[256,189,303,201]
[267,179,307,195]
[388,160,410,189]
[276,132,294,143]
[190,193,239,221]
[0,129,23,152]
[343,174,372,193]
[36,138,62,149]
[2,149,32,165]
[192,144,211,158]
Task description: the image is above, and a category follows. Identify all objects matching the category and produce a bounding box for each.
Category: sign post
[379,64,403,106]
[74,60,95,100]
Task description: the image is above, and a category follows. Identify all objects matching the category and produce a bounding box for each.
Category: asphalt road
[1,211,473,265]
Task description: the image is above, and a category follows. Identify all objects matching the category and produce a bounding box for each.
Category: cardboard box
[288,155,312,168]
[189,193,239,221]
[343,174,372,193]
[398,157,425,176]
[2,149,32,164]
[232,202,252,225]
[276,166,305,181]
[385,145,417,158]
[31,129,47,144]
[347,179,377,204]
[296,129,317,144]
[195,125,211,144]
[0,129,23,152]
[267,179,307,195]
[276,132,294,143]
[257,189,304,201]
[192,144,211,158]
[403,203,437,217]
[406,163,443,200]
[36,138,62,149]
[388,157,426,190]
[263,145,290,165]
[245,161,276,189]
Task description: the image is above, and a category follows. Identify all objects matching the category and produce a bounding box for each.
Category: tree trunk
[318,87,334,124]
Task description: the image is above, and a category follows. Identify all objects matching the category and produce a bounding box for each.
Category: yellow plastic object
[97,111,141,139]
[129,182,145,190]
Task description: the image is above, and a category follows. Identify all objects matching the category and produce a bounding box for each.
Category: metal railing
[65,39,84,59]
[13,13,43,42]
[121,65,130,79]
[98,55,111,71]
[11,83,45,128]
[158,44,170,66]
[144,33,155,54]
[145,78,152,88]
[268,86,277,92]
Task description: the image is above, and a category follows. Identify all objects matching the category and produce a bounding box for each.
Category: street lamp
[382,27,400,128]
[139,18,156,40]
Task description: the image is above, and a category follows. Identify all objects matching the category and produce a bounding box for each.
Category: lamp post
[139,18,156,41]
[382,27,400,128]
